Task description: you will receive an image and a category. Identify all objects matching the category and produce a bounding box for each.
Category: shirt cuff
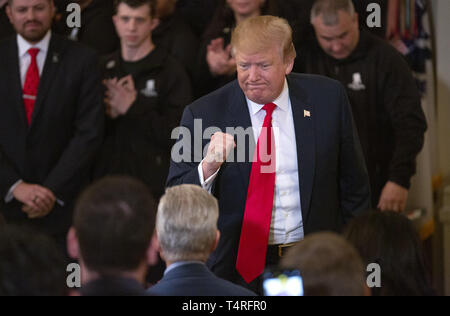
[5,180,22,203]
[198,159,220,193]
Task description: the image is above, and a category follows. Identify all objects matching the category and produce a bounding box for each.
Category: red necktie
[236,102,277,283]
[23,48,40,125]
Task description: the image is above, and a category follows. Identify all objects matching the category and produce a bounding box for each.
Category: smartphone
[262,269,304,296]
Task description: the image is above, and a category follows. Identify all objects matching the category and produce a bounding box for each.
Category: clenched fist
[202,132,236,179]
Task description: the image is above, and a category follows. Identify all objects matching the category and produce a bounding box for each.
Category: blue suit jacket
[146,262,257,296]
[167,73,371,283]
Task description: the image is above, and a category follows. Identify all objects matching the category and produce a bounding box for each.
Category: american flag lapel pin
[52,53,59,64]
[304,110,311,118]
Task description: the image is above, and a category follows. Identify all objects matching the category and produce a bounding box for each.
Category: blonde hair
[231,15,296,62]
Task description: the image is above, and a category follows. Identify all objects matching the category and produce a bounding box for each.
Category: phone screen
[262,269,304,296]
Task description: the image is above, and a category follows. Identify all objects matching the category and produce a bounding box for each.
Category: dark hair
[74,176,157,276]
[343,211,435,296]
[281,232,366,296]
[0,225,67,296]
[202,0,279,44]
[114,0,157,18]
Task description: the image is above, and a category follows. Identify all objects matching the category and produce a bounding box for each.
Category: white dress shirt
[18,31,51,86]
[199,79,304,244]
[4,31,52,203]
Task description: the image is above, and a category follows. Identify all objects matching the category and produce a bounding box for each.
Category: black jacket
[295,30,427,204]
[0,34,104,235]
[0,4,14,41]
[94,47,192,198]
[147,262,257,296]
[152,15,199,82]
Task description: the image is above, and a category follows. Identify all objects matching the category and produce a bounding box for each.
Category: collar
[247,78,289,116]
[17,30,51,58]
[164,261,205,276]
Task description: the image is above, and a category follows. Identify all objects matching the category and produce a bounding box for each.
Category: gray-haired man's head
[157,185,220,263]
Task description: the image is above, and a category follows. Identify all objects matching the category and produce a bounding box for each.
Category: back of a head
[343,211,434,296]
[74,176,157,275]
[0,225,67,296]
[157,185,219,262]
[231,15,296,62]
[280,232,366,296]
[310,0,355,26]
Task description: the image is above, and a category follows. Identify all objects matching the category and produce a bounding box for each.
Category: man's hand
[12,182,56,219]
[202,132,236,179]
[206,38,236,76]
[103,75,137,118]
[378,181,409,212]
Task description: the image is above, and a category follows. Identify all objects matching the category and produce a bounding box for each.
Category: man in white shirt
[167,15,371,291]
[0,0,103,247]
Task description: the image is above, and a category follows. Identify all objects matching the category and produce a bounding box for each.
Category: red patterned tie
[23,48,40,125]
[236,102,277,283]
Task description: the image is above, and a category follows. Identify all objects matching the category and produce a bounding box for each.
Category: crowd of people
[0,0,433,296]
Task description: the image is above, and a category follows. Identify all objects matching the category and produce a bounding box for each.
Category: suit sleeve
[0,145,21,198]
[166,105,205,187]
[381,53,427,189]
[43,51,104,199]
[338,83,372,222]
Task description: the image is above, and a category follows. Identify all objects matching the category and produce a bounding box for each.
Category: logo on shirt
[141,79,158,97]
[106,60,116,69]
[348,73,366,91]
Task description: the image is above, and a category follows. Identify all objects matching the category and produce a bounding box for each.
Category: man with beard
[0,0,103,249]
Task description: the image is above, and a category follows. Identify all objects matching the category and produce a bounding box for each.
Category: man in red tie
[167,15,371,292]
[0,0,103,249]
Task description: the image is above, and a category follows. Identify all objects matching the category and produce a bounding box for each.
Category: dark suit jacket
[147,262,257,296]
[0,33,104,236]
[167,73,371,283]
[0,5,14,41]
[81,277,149,296]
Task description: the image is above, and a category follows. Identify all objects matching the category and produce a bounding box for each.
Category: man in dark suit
[147,184,256,296]
[167,15,371,290]
[67,177,159,296]
[0,0,103,246]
